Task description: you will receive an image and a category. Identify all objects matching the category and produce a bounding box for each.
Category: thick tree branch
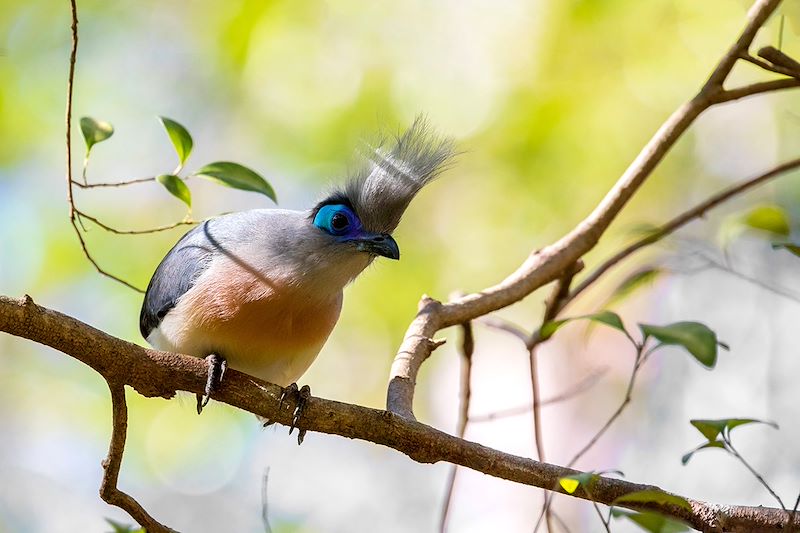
[386,0,788,420]
[1,295,797,531]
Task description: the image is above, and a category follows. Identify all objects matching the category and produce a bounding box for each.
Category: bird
[139,118,454,421]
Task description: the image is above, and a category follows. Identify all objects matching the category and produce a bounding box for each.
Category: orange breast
[158,259,343,385]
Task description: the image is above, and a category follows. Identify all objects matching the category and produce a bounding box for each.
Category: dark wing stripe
[139,223,215,339]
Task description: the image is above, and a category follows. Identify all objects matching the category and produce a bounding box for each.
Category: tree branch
[386,0,788,420]
[99,380,176,533]
[565,157,800,309]
[1,295,797,531]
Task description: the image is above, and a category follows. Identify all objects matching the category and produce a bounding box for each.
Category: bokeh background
[2,1,800,531]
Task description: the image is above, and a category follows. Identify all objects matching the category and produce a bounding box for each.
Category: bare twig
[72,176,156,188]
[468,368,608,423]
[439,322,474,533]
[567,343,646,469]
[724,437,785,511]
[65,0,149,292]
[1,294,797,531]
[99,380,176,533]
[77,210,197,235]
[758,46,800,75]
[565,157,800,310]
[740,52,800,78]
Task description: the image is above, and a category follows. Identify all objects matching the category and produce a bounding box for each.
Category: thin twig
[758,46,800,75]
[99,381,176,533]
[565,157,800,312]
[725,437,785,511]
[64,0,145,292]
[439,322,474,533]
[566,343,645,469]
[69,218,145,292]
[787,492,800,532]
[477,315,530,344]
[468,368,608,423]
[77,210,197,235]
[740,52,800,78]
[72,176,156,188]
[527,264,581,533]
[591,501,611,533]
[715,78,800,103]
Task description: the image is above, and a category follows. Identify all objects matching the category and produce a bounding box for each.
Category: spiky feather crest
[314,117,455,234]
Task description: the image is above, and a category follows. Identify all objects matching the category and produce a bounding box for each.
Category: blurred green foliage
[2,0,800,531]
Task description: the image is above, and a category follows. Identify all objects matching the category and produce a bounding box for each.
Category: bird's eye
[313,203,359,236]
[331,213,349,231]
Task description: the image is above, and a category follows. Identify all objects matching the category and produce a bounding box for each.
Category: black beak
[355,233,400,260]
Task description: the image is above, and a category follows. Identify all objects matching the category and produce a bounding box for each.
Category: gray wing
[139,222,216,339]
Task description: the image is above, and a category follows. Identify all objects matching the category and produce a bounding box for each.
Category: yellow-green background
[2,1,800,531]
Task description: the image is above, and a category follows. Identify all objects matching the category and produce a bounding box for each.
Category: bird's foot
[279,383,311,445]
[196,353,227,415]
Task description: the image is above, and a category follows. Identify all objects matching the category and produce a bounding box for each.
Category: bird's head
[309,117,454,266]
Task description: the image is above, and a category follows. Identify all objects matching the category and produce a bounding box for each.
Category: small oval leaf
[156,174,192,208]
[611,509,690,533]
[690,418,778,442]
[559,472,599,494]
[158,116,193,166]
[681,440,725,465]
[640,322,721,368]
[80,117,114,152]
[559,477,580,494]
[613,489,691,511]
[689,419,728,442]
[541,310,627,340]
[193,161,276,202]
[742,204,790,236]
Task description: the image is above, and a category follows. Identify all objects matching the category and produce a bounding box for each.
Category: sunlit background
[2,1,800,531]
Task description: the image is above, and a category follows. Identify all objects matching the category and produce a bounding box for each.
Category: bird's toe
[197,353,227,415]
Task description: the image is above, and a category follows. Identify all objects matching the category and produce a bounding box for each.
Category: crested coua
[139,119,454,416]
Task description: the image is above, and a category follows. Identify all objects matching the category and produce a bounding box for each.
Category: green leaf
[742,204,790,237]
[558,472,598,494]
[193,161,276,202]
[105,518,146,533]
[541,310,627,340]
[613,489,692,511]
[689,419,729,442]
[156,174,192,208]
[681,440,725,465]
[639,322,725,368]
[772,242,800,257]
[606,267,663,306]
[611,509,690,533]
[80,117,114,152]
[690,418,778,442]
[159,116,193,166]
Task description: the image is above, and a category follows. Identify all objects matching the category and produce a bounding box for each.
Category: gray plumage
[331,116,455,233]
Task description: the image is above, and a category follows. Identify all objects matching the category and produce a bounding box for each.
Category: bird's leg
[278,383,311,445]
[196,353,227,415]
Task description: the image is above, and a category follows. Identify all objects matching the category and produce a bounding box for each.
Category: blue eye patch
[313,204,361,237]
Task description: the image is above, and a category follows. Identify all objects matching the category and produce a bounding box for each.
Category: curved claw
[197,353,227,415]
[280,383,311,445]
